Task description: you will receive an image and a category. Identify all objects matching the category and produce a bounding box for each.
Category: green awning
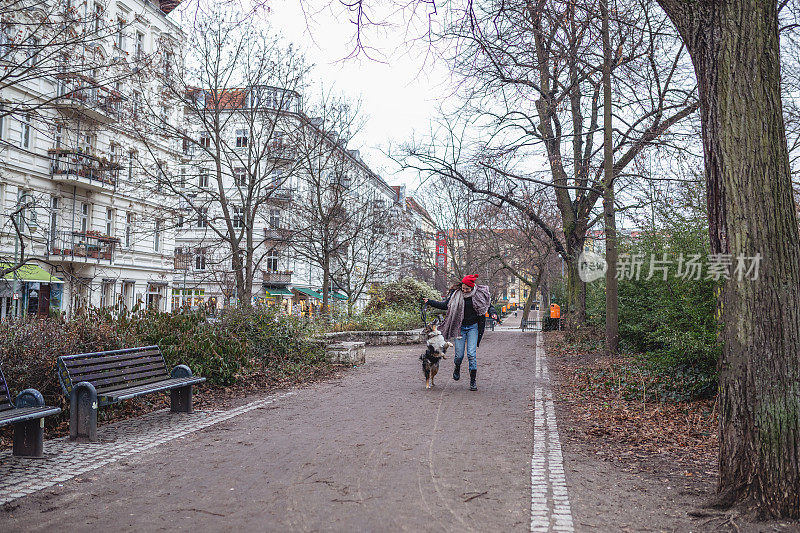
[331,291,348,300]
[294,287,322,300]
[265,287,293,297]
[1,263,64,284]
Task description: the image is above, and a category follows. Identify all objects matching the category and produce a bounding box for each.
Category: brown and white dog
[421,320,453,389]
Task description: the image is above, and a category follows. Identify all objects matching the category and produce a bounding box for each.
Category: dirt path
[1,331,538,532]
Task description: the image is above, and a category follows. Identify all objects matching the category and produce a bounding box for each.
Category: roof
[264,287,293,297]
[406,197,434,223]
[293,287,322,300]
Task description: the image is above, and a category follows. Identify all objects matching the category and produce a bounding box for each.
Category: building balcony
[54,87,122,124]
[47,231,118,263]
[267,141,295,161]
[50,150,118,191]
[262,270,292,285]
[266,186,294,203]
[264,227,290,242]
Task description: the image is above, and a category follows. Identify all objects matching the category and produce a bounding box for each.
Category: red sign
[436,230,447,271]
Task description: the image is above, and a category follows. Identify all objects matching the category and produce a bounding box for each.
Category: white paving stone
[530,329,575,533]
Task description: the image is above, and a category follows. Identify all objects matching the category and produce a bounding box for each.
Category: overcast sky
[263,0,453,192]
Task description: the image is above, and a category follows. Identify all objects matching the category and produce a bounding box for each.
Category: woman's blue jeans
[453,323,479,371]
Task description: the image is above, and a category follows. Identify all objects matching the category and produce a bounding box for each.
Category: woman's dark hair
[449,281,462,292]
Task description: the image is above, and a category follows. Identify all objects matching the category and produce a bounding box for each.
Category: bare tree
[289,92,391,317]
[132,3,309,306]
[403,0,697,327]
[330,201,393,316]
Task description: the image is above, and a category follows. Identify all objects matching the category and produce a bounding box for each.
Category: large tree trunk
[601,0,619,356]
[565,234,587,327]
[659,0,800,516]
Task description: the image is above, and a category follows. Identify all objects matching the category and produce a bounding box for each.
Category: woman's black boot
[453,361,461,381]
[469,369,477,391]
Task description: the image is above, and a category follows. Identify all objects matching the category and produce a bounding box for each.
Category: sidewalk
[1,331,547,532]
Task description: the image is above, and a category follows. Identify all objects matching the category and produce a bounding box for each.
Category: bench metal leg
[70,382,98,442]
[12,418,44,457]
[171,385,193,413]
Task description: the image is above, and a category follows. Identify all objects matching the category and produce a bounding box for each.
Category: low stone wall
[326,341,366,365]
[324,329,425,346]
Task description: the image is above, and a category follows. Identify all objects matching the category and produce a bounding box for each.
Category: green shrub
[0,306,327,403]
[585,214,720,399]
[364,277,439,315]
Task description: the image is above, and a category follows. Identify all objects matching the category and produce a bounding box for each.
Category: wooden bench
[521,319,541,331]
[0,366,61,457]
[57,346,206,442]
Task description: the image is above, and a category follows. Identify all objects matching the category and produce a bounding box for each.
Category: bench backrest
[0,366,14,413]
[57,346,170,400]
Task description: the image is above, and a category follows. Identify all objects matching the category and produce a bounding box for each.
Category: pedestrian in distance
[424,274,499,391]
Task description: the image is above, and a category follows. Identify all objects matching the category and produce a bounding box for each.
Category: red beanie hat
[461,274,478,288]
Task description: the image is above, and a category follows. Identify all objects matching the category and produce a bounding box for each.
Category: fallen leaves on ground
[547,332,717,481]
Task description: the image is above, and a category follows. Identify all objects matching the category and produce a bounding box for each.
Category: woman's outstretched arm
[424,294,450,310]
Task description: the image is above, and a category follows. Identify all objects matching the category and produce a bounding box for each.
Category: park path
[0,328,574,532]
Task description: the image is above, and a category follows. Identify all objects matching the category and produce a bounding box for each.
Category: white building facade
[174,86,401,315]
[0,0,184,318]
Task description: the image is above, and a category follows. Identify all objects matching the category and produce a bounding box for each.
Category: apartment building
[175,85,401,315]
[0,0,184,318]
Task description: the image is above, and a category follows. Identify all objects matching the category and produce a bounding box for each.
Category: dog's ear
[432,315,442,327]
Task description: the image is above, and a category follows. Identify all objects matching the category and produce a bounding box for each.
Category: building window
[177,214,184,228]
[197,207,208,228]
[199,132,210,148]
[23,36,39,67]
[105,207,114,236]
[135,31,144,58]
[0,104,5,140]
[194,249,206,271]
[49,197,59,248]
[154,220,162,251]
[233,206,243,229]
[163,52,173,80]
[20,114,31,148]
[80,202,90,233]
[266,252,279,272]
[128,150,137,181]
[116,18,125,49]
[121,281,135,310]
[233,167,246,187]
[132,91,141,117]
[100,280,114,308]
[0,23,12,58]
[269,208,280,229]
[94,2,104,32]
[235,128,248,148]
[125,212,133,247]
[198,168,209,188]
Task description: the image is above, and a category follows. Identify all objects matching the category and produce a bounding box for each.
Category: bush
[334,308,421,332]
[331,277,439,332]
[0,306,327,403]
[585,214,720,399]
[364,277,440,315]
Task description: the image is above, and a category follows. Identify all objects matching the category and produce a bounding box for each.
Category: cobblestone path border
[0,391,295,505]
[531,330,575,532]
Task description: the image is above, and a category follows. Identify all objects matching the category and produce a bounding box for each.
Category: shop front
[264,286,293,313]
[0,264,64,319]
[291,287,322,317]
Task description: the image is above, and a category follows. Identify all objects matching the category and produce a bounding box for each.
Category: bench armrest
[171,365,194,379]
[15,388,46,408]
